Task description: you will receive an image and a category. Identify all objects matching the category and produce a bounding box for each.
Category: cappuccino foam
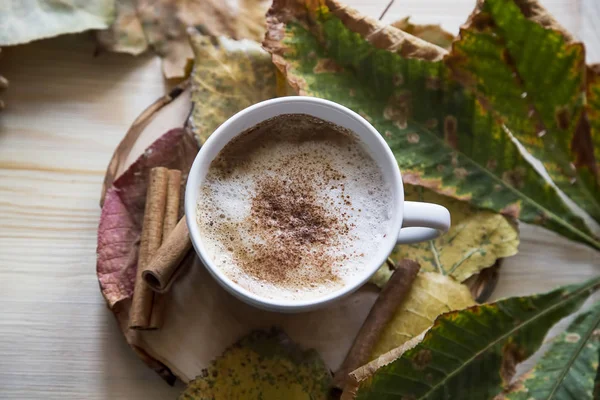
[197,114,392,301]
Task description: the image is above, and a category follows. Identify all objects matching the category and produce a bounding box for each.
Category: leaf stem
[447,248,480,276]
[429,240,444,275]
[410,119,600,251]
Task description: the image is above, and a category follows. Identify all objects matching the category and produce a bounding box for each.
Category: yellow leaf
[373,185,519,287]
[370,272,475,360]
[97,0,270,78]
[179,330,332,400]
[188,31,277,144]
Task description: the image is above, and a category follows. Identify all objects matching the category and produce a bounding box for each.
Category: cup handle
[397,201,451,244]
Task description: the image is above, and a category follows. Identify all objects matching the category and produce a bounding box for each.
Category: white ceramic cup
[185,97,450,312]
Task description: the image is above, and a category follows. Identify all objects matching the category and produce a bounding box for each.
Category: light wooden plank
[0,35,180,399]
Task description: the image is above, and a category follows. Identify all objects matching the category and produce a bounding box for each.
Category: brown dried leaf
[97,0,271,78]
[97,128,198,307]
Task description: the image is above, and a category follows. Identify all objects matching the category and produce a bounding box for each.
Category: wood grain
[0,1,598,398]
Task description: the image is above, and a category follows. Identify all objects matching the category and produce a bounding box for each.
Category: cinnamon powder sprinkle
[244,172,345,287]
[198,114,387,296]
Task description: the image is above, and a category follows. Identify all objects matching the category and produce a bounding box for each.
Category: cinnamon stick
[333,259,420,390]
[149,169,182,328]
[143,216,192,293]
[162,169,182,238]
[129,167,168,330]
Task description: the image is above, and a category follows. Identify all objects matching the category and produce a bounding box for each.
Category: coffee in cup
[196,114,393,301]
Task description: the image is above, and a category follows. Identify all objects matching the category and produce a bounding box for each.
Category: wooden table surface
[0,1,599,398]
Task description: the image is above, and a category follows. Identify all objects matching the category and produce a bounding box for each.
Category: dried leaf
[98,0,270,78]
[595,346,600,399]
[345,277,600,399]
[263,0,600,250]
[0,0,114,46]
[500,301,600,399]
[464,260,501,303]
[98,35,380,385]
[373,185,519,286]
[188,30,277,144]
[446,0,600,225]
[370,272,474,360]
[179,329,332,399]
[391,17,454,49]
[97,128,198,307]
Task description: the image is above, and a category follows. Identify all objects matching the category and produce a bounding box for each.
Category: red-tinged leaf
[96,128,198,307]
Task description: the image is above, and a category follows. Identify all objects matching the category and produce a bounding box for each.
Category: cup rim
[185,96,404,311]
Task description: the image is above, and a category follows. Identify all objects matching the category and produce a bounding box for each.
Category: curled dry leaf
[369,272,474,361]
[188,29,277,144]
[263,0,600,250]
[344,277,600,399]
[179,329,332,399]
[97,0,271,78]
[371,185,519,287]
[0,0,114,46]
[97,128,198,307]
[391,17,454,49]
